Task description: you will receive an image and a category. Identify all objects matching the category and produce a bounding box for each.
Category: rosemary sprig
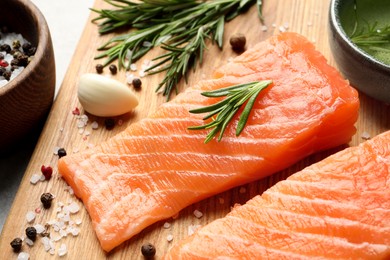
[92,0,263,100]
[188,80,272,143]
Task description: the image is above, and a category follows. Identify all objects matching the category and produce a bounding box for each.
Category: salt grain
[67,201,80,214]
[58,243,67,256]
[41,237,54,251]
[17,252,30,260]
[166,234,174,242]
[25,238,34,246]
[26,211,36,223]
[53,146,60,155]
[30,174,41,184]
[91,121,99,130]
[75,219,82,225]
[163,222,171,229]
[34,224,46,234]
[361,131,371,140]
[261,25,268,32]
[193,209,203,219]
[279,26,287,32]
[130,63,137,71]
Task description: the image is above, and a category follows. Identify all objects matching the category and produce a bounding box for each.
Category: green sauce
[339,0,390,65]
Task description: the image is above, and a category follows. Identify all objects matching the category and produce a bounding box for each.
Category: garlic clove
[77,73,139,117]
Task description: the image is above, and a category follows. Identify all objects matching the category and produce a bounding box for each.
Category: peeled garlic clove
[78,73,138,117]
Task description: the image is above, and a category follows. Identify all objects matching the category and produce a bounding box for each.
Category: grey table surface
[0,0,93,232]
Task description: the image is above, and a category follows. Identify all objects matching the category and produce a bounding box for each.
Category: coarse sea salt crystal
[130,63,137,71]
[34,224,46,234]
[17,252,30,260]
[163,222,171,229]
[261,25,268,32]
[67,202,80,214]
[75,219,82,225]
[30,174,41,184]
[91,121,99,130]
[193,209,203,219]
[58,243,67,256]
[25,238,34,246]
[26,211,36,223]
[166,234,174,242]
[41,237,54,251]
[361,131,371,140]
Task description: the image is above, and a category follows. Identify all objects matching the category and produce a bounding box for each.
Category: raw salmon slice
[58,32,359,252]
[165,130,390,259]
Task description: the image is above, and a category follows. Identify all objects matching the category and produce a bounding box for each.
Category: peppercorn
[3,70,11,81]
[132,78,142,90]
[40,192,54,209]
[229,33,246,52]
[104,118,116,130]
[22,42,32,53]
[13,51,22,59]
[141,242,156,258]
[95,64,104,74]
[18,54,29,67]
[25,226,37,241]
[10,238,22,252]
[25,46,36,56]
[57,148,67,158]
[12,40,21,49]
[41,165,53,180]
[10,59,19,67]
[0,43,11,53]
[109,64,117,74]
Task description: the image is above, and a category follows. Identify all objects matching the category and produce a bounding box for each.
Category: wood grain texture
[0,0,389,259]
[0,0,55,149]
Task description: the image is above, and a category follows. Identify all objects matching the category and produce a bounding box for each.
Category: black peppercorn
[0,44,11,53]
[10,238,22,252]
[95,64,104,74]
[104,118,116,130]
[3,70,11,81]
[22,42,32,53]
[57,148,67,158]
[109,64,117,74]
[25,46,36,56]
[25,226,37,241]
[10,59,19,67]
[229,33,246,52]
[141,242,156,258]
[132,78,142,90]
[18,54,29,67]
[40,192,54,209]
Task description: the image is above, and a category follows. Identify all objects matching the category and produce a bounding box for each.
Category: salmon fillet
[58,32,359,252]
[164,130,390,260]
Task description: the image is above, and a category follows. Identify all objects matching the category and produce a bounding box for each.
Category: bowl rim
[329,0,390,71]
[0,0,51,95]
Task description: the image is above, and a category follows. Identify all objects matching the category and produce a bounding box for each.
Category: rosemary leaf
[93,0,263,100]
[188,80,272,143]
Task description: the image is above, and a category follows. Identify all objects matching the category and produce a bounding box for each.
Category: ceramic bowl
[0,0,55,149]
[328,0,390,103]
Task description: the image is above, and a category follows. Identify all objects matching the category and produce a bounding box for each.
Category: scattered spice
[25,226,37,241]
[40,192,54,209]
[41,165,53,180]
[72,107,80,115]
[95,64,104,74]
[141,242,156,258]
[109,64,117,74]
[57,148,67,158]
[10,237,23,252]
[193,209,203,219]
[104,118,115,130]
[229,33,246,52]
[26,211,36,223]
[132,77,142,90]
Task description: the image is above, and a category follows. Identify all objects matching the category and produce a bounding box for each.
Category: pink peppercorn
[0,60,8,67]
[41,165,53,180]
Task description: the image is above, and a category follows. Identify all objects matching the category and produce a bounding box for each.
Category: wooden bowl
[328,0,390,104]
[0,0,55,149]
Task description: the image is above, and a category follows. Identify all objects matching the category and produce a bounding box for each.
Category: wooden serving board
[1,0,389,259]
